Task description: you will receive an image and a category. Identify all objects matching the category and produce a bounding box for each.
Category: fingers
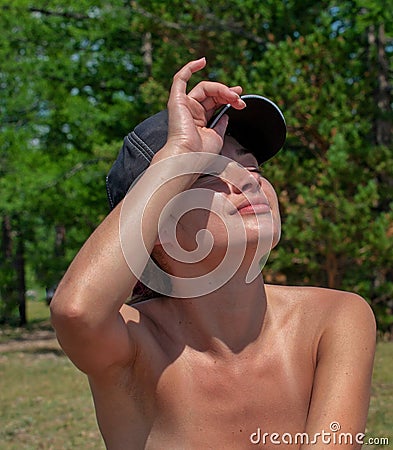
[167,58,246,140]
[168,58,207,103]
[229,86,243,96]
[188,81,246,113]
[168,59,245,115]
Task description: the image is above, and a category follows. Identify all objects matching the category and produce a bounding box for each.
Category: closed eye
[198,167,262,179]
[246,167,263,176]
[198,172,220,179]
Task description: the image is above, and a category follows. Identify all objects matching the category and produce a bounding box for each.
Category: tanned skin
[50,59,376,449]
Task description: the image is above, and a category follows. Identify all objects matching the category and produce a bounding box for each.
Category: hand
[166,58,246,156]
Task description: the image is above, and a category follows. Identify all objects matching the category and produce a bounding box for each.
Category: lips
[234,198,271,215]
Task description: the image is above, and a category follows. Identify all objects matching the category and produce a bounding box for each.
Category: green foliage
[1,0,392,331]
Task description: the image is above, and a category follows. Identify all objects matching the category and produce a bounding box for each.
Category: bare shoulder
[266,283,374,314]
[265,284,376,338]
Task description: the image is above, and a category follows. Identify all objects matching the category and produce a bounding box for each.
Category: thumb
[211,113,229,140]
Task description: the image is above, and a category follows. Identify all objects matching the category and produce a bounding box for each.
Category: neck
[169,270,267,356]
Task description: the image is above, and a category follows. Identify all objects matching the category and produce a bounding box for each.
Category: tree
[255,1,393,332]
[1,0,392,332]
[0,0,140,323]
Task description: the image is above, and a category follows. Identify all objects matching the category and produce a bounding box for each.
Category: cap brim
[208,95,286,164]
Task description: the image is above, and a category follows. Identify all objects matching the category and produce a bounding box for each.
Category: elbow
[50,287,89,331]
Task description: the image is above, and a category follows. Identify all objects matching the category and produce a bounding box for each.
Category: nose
[228,169,261,195]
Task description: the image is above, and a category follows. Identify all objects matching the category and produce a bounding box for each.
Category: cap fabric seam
[126,131,155,163]
[105,175,115,209]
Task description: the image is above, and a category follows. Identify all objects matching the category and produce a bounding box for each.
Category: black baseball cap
[106,94,286,209]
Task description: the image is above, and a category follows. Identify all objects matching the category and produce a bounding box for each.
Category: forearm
[50,144,197,325]
[49,58,244,371]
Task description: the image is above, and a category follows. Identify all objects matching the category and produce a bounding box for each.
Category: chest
[146,346,314,446]
[92,338,316,450]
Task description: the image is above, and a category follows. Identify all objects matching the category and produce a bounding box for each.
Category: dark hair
[127,280,159,304]
[127,251,171,304]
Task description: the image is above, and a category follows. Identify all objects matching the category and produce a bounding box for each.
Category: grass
[0,301,105,450]
[0,351,104,450]
[0,299,52,343]
[366,341,393,448]
[0,300,392,449]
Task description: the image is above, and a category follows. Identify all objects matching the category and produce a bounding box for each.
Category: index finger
[168,58,207,100]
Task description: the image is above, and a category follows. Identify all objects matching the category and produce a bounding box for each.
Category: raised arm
[50,58,245,375]
[303,292,376,449]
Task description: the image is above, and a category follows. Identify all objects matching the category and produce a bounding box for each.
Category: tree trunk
[325,251,338,289]
[366,22,392,335]
[2,215,13,258]
[1,215,16,322]
[142,32,152,77]
[15,232,27,326]
[0,216,27,325]
[368,23,392,146]
[55,224,66,257]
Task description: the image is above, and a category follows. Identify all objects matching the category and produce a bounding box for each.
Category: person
[50,58,376,449]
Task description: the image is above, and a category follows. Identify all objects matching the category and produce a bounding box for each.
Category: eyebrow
[235,146,259,167]
[235,146,251,156]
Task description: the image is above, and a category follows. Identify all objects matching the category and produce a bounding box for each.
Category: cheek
[271,198,281,248]
[272,212,281,248]
[260,179,281,247]
[176,209,227,250]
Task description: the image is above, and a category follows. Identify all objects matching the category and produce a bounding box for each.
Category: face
[159,136,281,262]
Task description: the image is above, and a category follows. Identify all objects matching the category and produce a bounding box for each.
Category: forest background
[1,0,392,334]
